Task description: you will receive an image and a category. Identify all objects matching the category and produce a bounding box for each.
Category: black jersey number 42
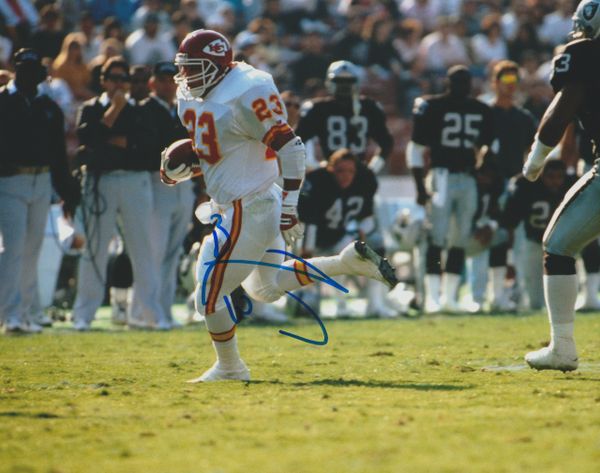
[441,112,482,149]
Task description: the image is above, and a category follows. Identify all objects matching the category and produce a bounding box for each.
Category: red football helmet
[174,29,233,98]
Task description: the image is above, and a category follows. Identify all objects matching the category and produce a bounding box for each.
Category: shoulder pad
[412,97,429,116]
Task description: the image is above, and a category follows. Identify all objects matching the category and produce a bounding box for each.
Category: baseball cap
[153,62,178,76]
[13,48,42,67]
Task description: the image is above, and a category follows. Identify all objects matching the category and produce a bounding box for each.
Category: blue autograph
[200,214,348,345]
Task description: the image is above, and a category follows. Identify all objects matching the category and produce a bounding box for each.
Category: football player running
[522,0,600,371]
[162,30,398,382]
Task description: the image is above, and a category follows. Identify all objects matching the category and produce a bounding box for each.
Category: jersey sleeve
[550,39,594,93]
[365,100,393,158]
[411,97,435,146]
[237,83,295,151]
[295,100,319,141]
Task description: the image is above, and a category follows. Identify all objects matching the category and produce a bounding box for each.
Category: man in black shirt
[139,62,195,327]
[407,65,494,313]
[71,56,166,331]
[0,48,80,334]
[296,60,393,174]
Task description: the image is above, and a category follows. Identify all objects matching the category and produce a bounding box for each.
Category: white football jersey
[177,62,293,205]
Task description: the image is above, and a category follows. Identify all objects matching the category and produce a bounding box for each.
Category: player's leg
[578,239,600,311]
[522,239,544,310]
[72,174,119,330]
[526,170,600,370]
[191,191,281,382]
[0,176,31,332]
[424,172,453,313]
[443,174,477,311]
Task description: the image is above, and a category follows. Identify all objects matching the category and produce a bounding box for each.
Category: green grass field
[1,310,599,473]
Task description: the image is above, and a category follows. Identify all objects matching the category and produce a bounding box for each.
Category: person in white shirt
[125,13,176,66]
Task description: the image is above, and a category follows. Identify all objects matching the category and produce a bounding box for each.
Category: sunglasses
[498,73,519,85]
[106,74,131,83]
[285,101,300,109]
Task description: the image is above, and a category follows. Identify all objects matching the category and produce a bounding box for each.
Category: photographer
[71,56,166,331]
[0,48,80,334]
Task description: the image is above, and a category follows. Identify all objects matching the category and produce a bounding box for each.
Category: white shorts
[195,184,286,315]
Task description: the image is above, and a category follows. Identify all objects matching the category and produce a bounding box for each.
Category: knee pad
[489,243,508,267]
[426,244,442,275]
[445,247,465,274]
[544,252,576,275]
[242,279,283,304]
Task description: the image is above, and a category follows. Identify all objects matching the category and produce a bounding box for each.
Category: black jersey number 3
[326,116,368,153]
[440,112,482,149]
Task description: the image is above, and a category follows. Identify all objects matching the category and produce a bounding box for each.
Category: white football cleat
[340,241,398,289]
[187,361,250,383]
[73,319,91,332]
[525,344,579,372]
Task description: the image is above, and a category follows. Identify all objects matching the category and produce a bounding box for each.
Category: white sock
[584,272,600,306]
[490,267,506,304]
[425,274,441,305]
[203,306,241,369]
[212,335,242,369]
[366,280,387,312]
[543,274,577,347]
[442,273,461,305]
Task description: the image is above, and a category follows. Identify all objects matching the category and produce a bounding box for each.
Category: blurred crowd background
[0,0,569,172]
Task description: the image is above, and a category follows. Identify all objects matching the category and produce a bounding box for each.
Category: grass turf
[1,310,599,473]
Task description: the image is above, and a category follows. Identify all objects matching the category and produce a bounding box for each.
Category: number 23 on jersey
[182,109,222,165]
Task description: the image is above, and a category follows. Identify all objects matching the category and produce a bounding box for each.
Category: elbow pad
[278,136,306,180]
[406,141,425,169]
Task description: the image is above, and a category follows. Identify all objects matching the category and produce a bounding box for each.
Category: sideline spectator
[52,32,93,101]
[0,48,80,334]
[71,56,166,331]
[125,13,176,66]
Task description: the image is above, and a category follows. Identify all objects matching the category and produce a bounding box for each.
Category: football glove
[280,190,304,246]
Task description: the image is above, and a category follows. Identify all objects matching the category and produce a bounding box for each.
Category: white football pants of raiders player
[427,170,478,249]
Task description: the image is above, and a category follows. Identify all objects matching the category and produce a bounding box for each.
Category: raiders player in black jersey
[502,160,575,310]
[298,148,398,318]
[407,65,494,313]
[295,60,393,173]
[522,0,600,371]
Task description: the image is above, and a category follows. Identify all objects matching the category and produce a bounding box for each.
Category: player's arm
[366,101,393,174]
[499,177,528,231]
[297,175,319,257]
[239,84,306,245]
[406,97,432,206]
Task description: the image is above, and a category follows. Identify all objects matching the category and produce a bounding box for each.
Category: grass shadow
[250,378,473,391]
[0,411,61,419]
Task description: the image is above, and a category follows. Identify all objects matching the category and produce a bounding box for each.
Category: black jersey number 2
[440,113,482,149]
[326,116,368,153]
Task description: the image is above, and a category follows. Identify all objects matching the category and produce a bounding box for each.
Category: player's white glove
[368,154,386,174]
[160,148,193,186]
[523,137,553,182]
[280,189,304,246]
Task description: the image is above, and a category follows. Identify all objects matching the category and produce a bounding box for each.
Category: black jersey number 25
[440,112,482,149]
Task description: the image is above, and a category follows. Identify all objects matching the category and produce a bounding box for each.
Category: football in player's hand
[165,138,201,174]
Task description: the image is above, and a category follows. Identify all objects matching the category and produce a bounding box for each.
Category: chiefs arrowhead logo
[583,2,599,21]
[203,39,228,57]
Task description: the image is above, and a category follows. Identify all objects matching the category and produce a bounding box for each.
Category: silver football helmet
[570,0,600,39]
[326,60,360,97]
